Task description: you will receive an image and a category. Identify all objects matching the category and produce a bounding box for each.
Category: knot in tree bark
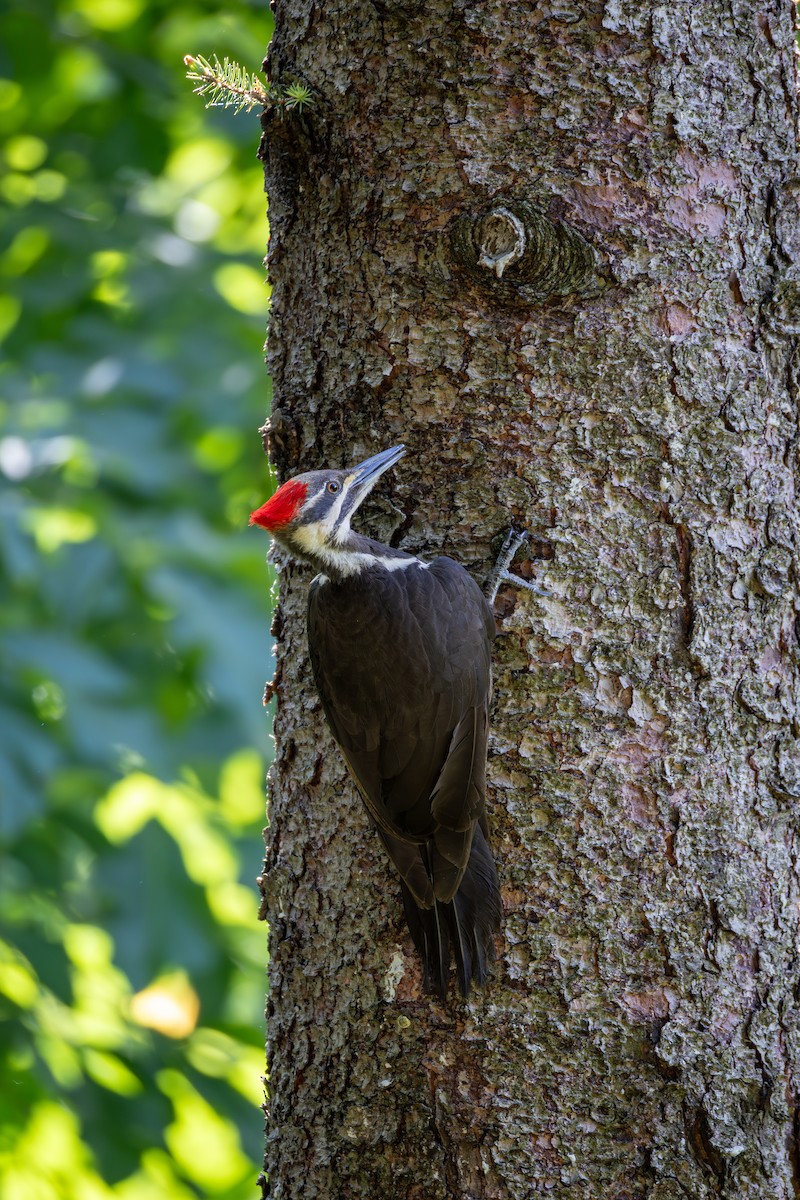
[450,199,602,302]
[476,207,527,278]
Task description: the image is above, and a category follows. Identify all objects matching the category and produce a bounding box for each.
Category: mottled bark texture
[258,2,800,1197]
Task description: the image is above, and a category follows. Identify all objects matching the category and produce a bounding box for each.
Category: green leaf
[0,0,274,1190]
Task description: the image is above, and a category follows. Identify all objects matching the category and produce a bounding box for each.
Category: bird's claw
[488,527,551,605]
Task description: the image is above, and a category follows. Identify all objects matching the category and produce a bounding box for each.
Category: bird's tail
[399,825,501,998]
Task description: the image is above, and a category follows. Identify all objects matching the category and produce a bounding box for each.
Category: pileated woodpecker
[250,444,500,997]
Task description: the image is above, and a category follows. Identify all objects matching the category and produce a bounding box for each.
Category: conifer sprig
[184,54,312,116]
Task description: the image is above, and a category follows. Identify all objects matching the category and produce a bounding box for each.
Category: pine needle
[183,54,312,117]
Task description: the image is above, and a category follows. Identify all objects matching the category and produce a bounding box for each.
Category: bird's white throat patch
[292,519,332,556]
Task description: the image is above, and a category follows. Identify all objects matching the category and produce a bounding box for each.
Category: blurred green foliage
[0,0,277,1195]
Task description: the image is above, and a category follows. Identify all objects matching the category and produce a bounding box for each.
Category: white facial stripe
[332,483,367,545]
[332,518,354,545]
[325,485,349,529]
[315,550,428,578]
[302,481,348,526]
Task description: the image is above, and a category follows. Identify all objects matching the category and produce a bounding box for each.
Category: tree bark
[258,2,800,1196]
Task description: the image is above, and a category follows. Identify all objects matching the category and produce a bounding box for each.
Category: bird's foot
[487,528,551,605]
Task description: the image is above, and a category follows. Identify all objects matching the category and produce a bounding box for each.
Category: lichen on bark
[258,1,800,1197]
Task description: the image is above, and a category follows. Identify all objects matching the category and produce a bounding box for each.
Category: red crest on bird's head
[249,479,308,531]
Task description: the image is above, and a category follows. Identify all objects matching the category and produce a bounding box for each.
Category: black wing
[307,557,494,907]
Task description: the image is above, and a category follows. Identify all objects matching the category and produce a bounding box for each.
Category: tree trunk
[258,2,800,1196]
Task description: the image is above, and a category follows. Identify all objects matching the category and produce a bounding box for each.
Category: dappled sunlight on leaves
[132,974,201,1040]
[0,0,276,1194]
[160,1070,253,1191]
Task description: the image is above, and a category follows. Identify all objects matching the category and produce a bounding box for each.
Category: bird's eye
[326,481,341,494]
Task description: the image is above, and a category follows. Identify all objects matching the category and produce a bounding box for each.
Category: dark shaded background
[0,1,275,1194]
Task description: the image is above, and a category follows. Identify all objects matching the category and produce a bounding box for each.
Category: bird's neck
[289,530,418,582]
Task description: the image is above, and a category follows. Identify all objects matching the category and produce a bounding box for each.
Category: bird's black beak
[346,444,406,496]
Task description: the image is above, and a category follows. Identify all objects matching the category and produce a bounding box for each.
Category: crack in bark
[683,1102,726,1191]
[742,1003,774,1114]
[425,1063,461,1200]
[674,523,695,655]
